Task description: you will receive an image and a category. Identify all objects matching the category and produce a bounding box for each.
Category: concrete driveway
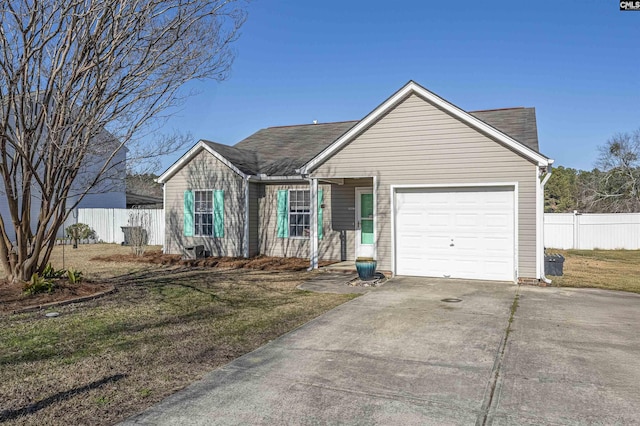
[123,277,640,425]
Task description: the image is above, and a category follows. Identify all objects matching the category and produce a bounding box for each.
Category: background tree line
[545,129,640,213]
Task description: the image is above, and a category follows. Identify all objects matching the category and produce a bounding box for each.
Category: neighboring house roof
[126,192,163,207]
[158,81,551,183]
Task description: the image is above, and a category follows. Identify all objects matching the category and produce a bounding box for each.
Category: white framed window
[289,190,310,238]
[194,190,213,236]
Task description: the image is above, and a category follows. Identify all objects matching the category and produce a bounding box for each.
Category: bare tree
[0,0,247,283]
[586,129,640,213]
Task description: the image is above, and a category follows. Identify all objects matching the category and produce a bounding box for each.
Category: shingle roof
[470,107,539,152]
[233,121,357,175]
[201,140,259,175]
[206,108,539,176]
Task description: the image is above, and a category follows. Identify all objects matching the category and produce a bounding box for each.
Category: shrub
[128,208,150,257]
[42,263,66,279]
[66,267,83,285]
[23,273,56,295]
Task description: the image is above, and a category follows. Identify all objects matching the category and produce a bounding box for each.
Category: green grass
[548,249,640,293]
[0,266,358,425]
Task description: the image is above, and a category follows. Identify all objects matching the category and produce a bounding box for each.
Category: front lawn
[0,246,357,425]
[548,249,640,294]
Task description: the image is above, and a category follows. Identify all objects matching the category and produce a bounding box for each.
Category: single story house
[158,81,553,283]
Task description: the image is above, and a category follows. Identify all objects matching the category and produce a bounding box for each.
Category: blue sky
[156,0,639,173]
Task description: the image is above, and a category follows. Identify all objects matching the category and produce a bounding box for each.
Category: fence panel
[77,208,164,245]
[544,213,640,250]
[543,214,575,249]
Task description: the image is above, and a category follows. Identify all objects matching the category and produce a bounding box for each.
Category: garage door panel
[455,213,480,228]
[395,187,515,281]
[426,212,449,227]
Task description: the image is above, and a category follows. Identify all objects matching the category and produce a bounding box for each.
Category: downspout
[539,167,552,284]
[244,176,250,258]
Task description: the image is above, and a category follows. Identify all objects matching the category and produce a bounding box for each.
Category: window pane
[193,191,214,236]
[288,191,311,238]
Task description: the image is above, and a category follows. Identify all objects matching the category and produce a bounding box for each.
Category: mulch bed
[0,281,113,314]
[91,251,334,271]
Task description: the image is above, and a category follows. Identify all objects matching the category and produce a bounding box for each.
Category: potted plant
[355,257,377,281]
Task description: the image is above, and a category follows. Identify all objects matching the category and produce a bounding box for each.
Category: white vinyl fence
[75,208,164,246]
[544,213,640,250]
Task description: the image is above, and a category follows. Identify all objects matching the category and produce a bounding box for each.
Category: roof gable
[157,140,248,183]
[300,81,551,173]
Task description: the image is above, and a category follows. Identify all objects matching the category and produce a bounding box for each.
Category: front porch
[309,176,377,270]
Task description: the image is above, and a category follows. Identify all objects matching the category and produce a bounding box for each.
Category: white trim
[311,175,377,179]
[355,186,375,259]
[157,141,246,183]
[318,178,344,185]
[192,189,216,237]
[373,176,378,261]
[300,81,551,174]
[287,188,312,239]
[162,183,166,253]
[391,182,519,189]
[243,176,250,258]
[310,179,319,269]
[390,183,519,282]
[253,175,306,182]
[535,168,540,279]
[513,182,519,279]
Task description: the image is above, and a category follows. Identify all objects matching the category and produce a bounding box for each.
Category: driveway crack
[476,286,520,426]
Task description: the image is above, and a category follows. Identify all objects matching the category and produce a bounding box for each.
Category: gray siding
[311,94,539,278]
[248,182,260,256]
[164,149,245,257]
[259,183,342,261]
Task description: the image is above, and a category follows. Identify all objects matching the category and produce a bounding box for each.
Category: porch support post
[373,175,378,261]
[309,178,319,269]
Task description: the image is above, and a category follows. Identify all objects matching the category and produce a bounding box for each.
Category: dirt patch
[91,251,334,271]
[0,281,112,314]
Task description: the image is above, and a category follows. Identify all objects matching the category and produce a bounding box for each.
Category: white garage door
[395,187,515,281]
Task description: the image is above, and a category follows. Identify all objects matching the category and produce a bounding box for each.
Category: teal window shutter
[214,190,224,237]
[184,190,194,237]
[277,190,288,238]
[318,189,324,240]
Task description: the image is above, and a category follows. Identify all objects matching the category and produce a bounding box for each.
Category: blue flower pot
[355,258,377,281]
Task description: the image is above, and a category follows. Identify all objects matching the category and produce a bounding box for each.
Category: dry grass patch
[43,244,163,280]
[0,264,357,425]
[549,249,640,293]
